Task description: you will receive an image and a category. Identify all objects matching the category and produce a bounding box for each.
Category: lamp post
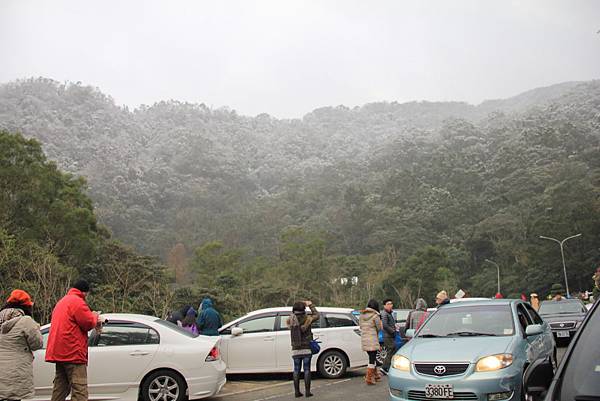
[539,233,582,298]
[485,259,501,295]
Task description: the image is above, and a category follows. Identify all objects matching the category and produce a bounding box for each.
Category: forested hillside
[1,77,599,318]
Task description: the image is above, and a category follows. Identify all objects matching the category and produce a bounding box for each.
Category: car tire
[141,369,187,401]
[318,350,348,379]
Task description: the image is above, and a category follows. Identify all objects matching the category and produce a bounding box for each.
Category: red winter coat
[45,288,98,365]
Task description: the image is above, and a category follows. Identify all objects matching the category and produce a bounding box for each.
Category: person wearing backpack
[0,289,44,401]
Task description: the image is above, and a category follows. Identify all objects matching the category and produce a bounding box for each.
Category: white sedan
[219,307,367,379]
[30,314,226,401]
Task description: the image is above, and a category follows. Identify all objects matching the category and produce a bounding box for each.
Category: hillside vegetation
[1,77,599,318]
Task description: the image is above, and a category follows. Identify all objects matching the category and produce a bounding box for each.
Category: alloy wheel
[323,354,344,376]
[148,375,180,401]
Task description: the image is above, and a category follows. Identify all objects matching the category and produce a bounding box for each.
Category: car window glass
[393,310,410,322]
[277,313,320,330]
[559,305,600,399]
[516,305,532,331]
[524,304,543,325]
[324,313,356,328]
[95,324,159,347]
[155,319,198,338]
[237,315,276,334]
[417,305,514,337]
[42,329,96,348]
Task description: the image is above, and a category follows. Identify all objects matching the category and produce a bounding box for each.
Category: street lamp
[485,259,501,295]
[539,233,582,298]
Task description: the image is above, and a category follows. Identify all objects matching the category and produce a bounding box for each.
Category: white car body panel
[28,314,226,401]
[219,307,367,374]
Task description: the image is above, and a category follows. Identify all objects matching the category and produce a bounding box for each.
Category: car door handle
[263,337,275,341]
[130,351,150,356]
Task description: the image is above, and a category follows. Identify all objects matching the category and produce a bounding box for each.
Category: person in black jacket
[380,299,397,374]
[287,300,319,398]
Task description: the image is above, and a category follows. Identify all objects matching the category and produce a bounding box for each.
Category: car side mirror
[524,356,554,400]
[231,327,243,337]
[526,324,543,336]
[405,329,415,338]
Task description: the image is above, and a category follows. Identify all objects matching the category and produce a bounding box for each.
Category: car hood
[540,313,585,322]
[402,336,515,363]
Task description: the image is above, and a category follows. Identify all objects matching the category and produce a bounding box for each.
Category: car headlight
[392,355,410,371]
[475,354,513,372]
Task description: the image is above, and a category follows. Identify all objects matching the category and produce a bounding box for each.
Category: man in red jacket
[46,279,101,401]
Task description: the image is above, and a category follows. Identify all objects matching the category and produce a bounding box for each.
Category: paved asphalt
[208,346,568,401]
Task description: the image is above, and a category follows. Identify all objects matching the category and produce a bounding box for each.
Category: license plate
[557,331,570,338]
[425,384,454,399]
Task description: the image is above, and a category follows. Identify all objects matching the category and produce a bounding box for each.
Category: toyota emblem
[559,323,565,328]
[433,365,447,375]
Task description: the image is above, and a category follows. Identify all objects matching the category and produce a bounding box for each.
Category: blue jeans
[292,355,312,374]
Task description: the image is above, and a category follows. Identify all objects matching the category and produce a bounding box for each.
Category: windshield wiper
[418,334,444,338]
[446,331,498,337]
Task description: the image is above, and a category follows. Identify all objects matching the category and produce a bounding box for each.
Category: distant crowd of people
[165,298,223,336]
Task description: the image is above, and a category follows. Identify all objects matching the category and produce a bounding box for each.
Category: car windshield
[154,319,199,338]
[539,300,585,315]
[417,305,514,337]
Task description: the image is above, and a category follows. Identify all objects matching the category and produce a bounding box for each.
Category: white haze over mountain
[1,0,599,118]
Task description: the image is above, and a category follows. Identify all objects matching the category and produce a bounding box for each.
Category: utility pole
[485,259,501,295]
[539,234,582,298]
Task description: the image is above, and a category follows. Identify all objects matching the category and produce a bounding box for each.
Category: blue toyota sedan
[388,299,555,401]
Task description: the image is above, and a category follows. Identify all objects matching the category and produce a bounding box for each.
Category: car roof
[240,306,354,316]
[441,299,519,308]
[540,298,581,303]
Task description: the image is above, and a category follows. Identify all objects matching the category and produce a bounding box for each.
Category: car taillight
[205,345,220,362]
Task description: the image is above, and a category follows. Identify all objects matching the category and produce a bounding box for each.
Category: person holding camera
[46,279,102,401]
[287,300,319,398]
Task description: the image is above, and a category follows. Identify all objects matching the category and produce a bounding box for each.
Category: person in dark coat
[196,298,223,336]
[287,300,319,398]
[380,299,397,375]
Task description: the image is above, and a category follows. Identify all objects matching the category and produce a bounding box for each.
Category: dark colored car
[524,299,600,400]
[537,298,587,343]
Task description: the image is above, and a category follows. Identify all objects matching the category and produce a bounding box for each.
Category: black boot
[304,369,313,397]
[293,373,303,397]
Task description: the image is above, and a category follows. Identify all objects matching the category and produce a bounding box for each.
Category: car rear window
[155,319,199,338]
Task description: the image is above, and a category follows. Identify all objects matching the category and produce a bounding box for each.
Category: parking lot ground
[207,368,391,401]
[209,345,569,401]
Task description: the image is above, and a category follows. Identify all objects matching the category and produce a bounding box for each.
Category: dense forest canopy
[1,77,599,319]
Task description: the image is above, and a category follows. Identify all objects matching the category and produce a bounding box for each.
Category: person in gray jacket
[0,289,44,401]
[380,298,397,374]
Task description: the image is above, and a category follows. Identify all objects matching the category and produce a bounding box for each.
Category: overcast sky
[1,0,599,118]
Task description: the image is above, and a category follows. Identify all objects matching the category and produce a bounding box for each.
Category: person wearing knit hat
[0,289,44,401]
[46,279,101,401]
